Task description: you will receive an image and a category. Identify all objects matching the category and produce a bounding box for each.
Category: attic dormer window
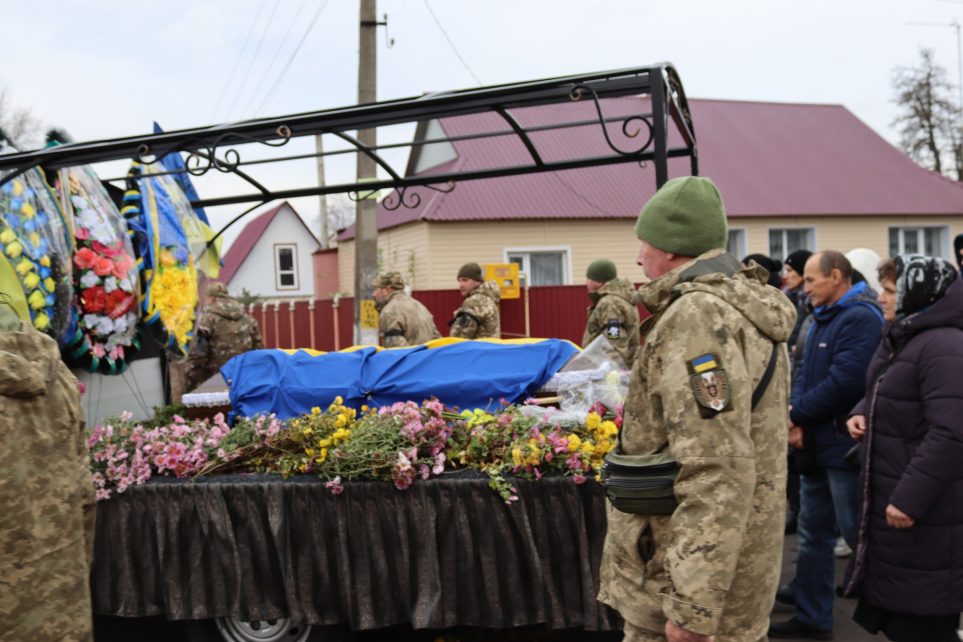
[274,244,298,290]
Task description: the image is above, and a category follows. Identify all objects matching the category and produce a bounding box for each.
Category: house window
[769,228,815,263]
[727,229,747,259]
[505,248,569,286]
[274,244,298,290]
[888,226,948,258]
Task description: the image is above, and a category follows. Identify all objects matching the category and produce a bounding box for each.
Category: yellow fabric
[0,254,30,321]
[278,337,578,354]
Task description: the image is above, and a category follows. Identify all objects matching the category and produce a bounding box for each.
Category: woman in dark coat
[846,254,963,641]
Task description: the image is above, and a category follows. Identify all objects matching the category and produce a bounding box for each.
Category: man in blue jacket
[770,250,884,640]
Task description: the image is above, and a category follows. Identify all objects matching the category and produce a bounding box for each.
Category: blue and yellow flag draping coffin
[221,338,578,420]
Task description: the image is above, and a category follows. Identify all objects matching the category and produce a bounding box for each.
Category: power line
[209,0,268,122]
[422,0,482,86]
[224,0,282,121]
[241,0,311,118]
[254,0,333,116]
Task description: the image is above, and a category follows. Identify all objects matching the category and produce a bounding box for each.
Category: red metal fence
[248,285,608,351]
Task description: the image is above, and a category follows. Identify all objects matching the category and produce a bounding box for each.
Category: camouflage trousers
[622,621,765,642]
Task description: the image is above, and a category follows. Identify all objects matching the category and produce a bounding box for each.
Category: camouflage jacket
[450,281,501,339]
[582,277,641,367]
[377,291,441,347]
[186,296,264,390]
[0,309,95,642]
[597,249,796,641]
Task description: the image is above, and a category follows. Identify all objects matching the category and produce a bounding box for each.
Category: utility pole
[315,134,329,248]
[354,0,379,345]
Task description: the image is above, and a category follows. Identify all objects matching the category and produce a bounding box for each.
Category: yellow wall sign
[360,298,380,329]
[484,263,520,299]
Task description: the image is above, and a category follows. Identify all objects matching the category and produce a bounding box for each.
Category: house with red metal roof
[219,201,320,299]
[336,97,963,294]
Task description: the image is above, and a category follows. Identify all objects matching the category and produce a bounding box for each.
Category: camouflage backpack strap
[752,341,779,411]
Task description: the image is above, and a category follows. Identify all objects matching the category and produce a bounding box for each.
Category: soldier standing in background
[449,262,501,339]
[373,271,440,347]
[597,177,796,642]
[0,297,95,642]
[185,281,264,391]
[582,258,640,366]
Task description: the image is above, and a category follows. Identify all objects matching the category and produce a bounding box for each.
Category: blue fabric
[153,122,209,225]
[792,467,859,631]
[221,339,579,420]
[790,282,884,468]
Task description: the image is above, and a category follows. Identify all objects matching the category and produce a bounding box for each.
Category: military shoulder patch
[605,319,622,339]
[686,353,730,414]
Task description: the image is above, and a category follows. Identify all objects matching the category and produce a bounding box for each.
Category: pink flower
[93,256,115,277]
[432,452,446,475]
[572,474,587,485]
[91,343,106,358]
[76,226,90,241]
[419,464,431,480]
[324,477,345,495]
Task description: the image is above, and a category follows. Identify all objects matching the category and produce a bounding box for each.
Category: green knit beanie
[634,176,728,256]
[586,259,617,283]
[457,262,484,281]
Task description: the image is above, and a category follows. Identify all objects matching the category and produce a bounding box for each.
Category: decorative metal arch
[0,63,698,236]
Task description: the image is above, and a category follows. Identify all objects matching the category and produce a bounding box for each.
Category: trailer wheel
[185,617,312,642]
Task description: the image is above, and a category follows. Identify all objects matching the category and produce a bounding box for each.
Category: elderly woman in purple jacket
[845,254,963,641]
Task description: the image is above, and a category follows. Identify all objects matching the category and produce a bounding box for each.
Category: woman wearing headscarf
[845,255,963,642]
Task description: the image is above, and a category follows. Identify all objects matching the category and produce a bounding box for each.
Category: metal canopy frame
[0,63,698,231]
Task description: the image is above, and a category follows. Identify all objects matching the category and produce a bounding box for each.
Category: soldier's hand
[788,425,805,450]
[847,414,867,441]
[665,619,714,642]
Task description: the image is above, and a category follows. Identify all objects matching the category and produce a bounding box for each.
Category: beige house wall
[729,214,963,261]
[337,222,431,295]
[337,215,963,294]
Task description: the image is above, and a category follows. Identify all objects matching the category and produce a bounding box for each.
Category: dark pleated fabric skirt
[854,598,961,642]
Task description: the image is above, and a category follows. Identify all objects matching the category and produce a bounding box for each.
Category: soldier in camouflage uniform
[582,258,640,367]
[597,177,796,642]
[185,281,264,391]
[449,262,501,339]
[373,271,441,347]
[0,301,95,642]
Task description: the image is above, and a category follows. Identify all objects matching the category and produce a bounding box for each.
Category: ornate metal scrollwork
[348,180,456,211]
[569,83,654,156]
[136,125,294,177]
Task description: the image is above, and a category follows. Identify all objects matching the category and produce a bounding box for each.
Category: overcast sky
[2,0,962,248]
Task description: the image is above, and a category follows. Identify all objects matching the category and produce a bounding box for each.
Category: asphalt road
[93,534,932,642]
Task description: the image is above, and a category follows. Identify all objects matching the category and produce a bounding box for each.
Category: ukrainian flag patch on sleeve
[686,353,730,414]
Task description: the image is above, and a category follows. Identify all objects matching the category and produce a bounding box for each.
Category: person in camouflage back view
[372,271,441,347]
[596,177,796,642]
[582,258,640,367]
[449,262,501,339]
[185,281,264,391]
[0,297,95,642]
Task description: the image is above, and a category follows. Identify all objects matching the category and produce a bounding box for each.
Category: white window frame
[887,225,950,260]
[502,246,573,286]
[767,226,816,262]
[274,243,299,291]
[727,228,747,259]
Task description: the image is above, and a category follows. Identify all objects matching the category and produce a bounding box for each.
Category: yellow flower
[511,447,523,467]
[28,232,40,247]
[581,442,596,457]
[21,203,36,218]
[585,412,602,431]
[43,277,56,293]
[600,420,618,439]
[15,259,32,275]
[311,406,321,416]
[158,249,176,268]
[6,241,23,258]
[40,255,51,268]
[304,427,313,436]
[0,228,14,244]
[11,180,22,196]
[27,290,45,310]
[33,313,50,331]
[333,395,344,406]
[319,438,332,448]
[306,448,316,457]
[23,272,40,289]
[361,404,369,412]
[567,434,582,453]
